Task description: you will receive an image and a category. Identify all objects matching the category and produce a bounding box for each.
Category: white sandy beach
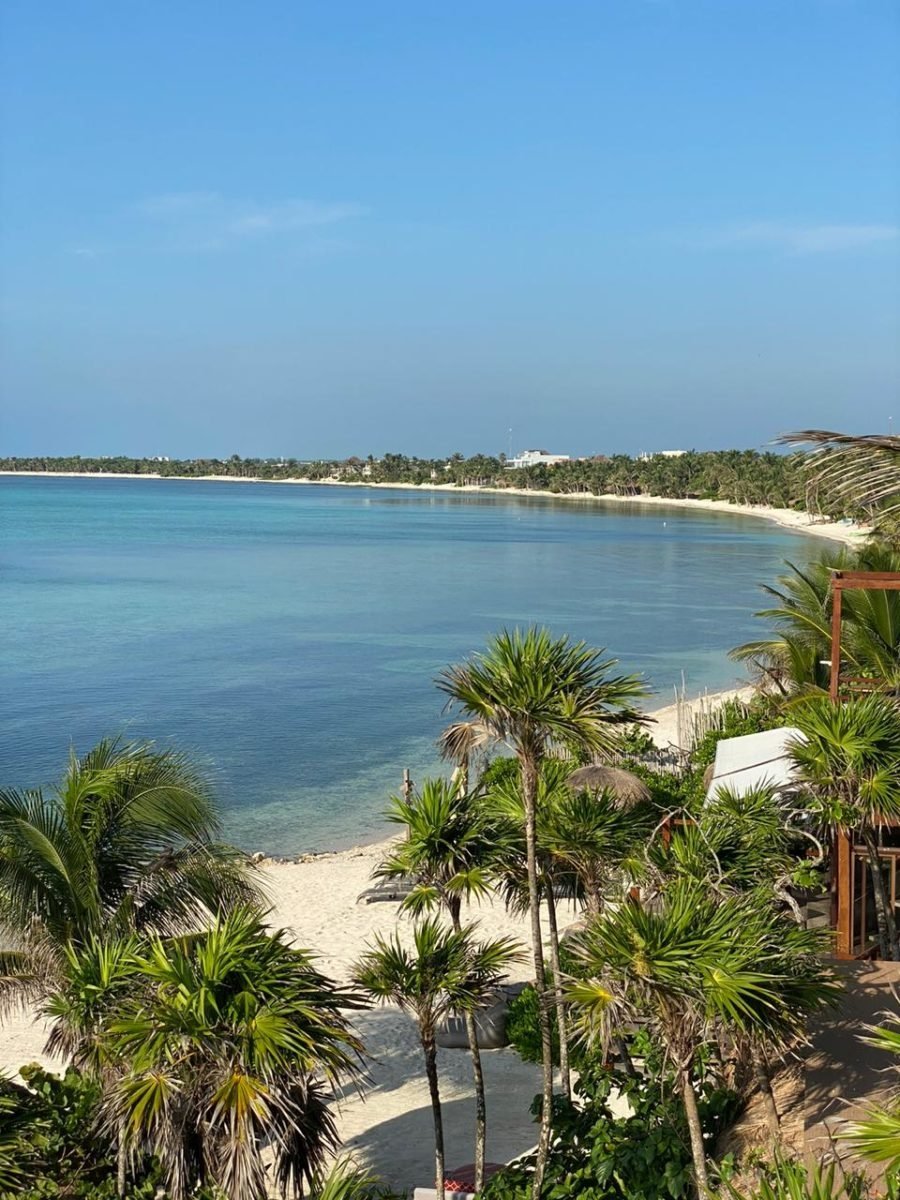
[0,688,745,1190]
[0,470,869,546]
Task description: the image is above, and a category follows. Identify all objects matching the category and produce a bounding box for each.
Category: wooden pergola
[829,570,900,956]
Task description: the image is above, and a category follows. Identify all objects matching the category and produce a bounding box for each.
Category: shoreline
[0,469,869,545]
[255,684,754,862]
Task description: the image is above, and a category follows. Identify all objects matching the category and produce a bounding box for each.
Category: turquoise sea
[1,476,820,854]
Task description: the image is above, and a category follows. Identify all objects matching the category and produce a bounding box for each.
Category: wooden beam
[830,571,900,589]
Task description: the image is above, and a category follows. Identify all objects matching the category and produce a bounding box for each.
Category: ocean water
[0,476,820,854]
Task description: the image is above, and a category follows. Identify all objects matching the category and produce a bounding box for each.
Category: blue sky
[1,1,898,459]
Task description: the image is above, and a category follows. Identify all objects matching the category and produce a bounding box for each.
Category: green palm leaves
[376,778,496,923]
[790,694,900,829]
[355,916,521,1038]
[49,908,364,1200]
[731,545,900,694]
[790,694,900,959]
[844,1021,900,1174]
[0,738,262,1005]
[438,626,648,1200]
[567,882,838,1195]
[438,627,647,762]
[780,429,900,524]
[354,918,521,1200]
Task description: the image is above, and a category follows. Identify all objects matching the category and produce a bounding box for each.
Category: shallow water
[0,476,819,853]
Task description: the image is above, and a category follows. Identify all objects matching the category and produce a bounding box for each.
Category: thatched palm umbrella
[566,764,650,807]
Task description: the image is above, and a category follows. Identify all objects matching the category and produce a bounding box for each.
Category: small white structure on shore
[705,727,804,801]
[506,449,570,470]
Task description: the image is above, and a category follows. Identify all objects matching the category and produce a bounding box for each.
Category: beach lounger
[356,876,417,904]
[413,1161,504,1200]
[436,984,524,1049]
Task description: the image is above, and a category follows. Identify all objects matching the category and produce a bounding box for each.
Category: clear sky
[1,1,898,459]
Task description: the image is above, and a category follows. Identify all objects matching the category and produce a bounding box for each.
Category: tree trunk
[679,1067,709,1198]
[750,1044,781,1139]
[862,828,898,960]
[450,908,488,1190]
[423,1033,446,1200]
[583,874,603,916]
[116,1132,127,1197]
[522,755,553,1200]
[545,886,570,1100]
[613,1034,637,1078]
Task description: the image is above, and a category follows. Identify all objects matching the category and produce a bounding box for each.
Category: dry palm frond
[778,429,900,515]
[437,719,491,764]
[566,764,651,807]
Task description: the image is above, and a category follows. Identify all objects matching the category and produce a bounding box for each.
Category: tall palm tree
[790,694,900,960]
[48,907,365,1200]
[353,917,522,1200]
[482,758,579,1098]
[0,738,262,1005]
[375,778,499,1190]
[438,628,647,1196]
[567,882,838,1197]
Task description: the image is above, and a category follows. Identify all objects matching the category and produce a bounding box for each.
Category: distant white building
[506,449,571,470]
[638,449,687,461]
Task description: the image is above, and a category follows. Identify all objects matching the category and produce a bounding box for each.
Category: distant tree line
[0,448,872,520]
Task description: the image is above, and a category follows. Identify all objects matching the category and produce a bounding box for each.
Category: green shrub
[0,1065,160,1200]
[506,980,561,1068]
[481,1063,738,1200]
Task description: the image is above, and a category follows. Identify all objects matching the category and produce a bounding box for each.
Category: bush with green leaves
[718,1154,888,1200]
[0,1064,159,1199]
[481,1063,738,1200]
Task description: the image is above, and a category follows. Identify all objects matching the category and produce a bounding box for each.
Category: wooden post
[402,768,413,800]
[829,573,843,702]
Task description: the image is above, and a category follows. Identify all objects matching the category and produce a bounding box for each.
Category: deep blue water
[0,476,819,853]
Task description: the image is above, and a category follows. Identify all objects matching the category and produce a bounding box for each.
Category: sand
[0,470,870,546]
[0,686,745,1188]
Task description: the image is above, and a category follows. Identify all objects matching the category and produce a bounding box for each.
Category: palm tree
[48,907,365,1200]
[0,738,262,1006]
[353,917,522,1200]
[649,784,823,919]
[375,778,499,1190]
[541,783,652,916]
[566,882,838,1197]
[779,429,900,526]
[731,545,900,695]
[790,694,900,960]
[437,627,647,1198]
[482,758,579,1098]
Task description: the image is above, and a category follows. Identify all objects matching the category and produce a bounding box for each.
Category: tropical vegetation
[0,447,873,523]
[353,917,521,1200]
[438,628,647,1199]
